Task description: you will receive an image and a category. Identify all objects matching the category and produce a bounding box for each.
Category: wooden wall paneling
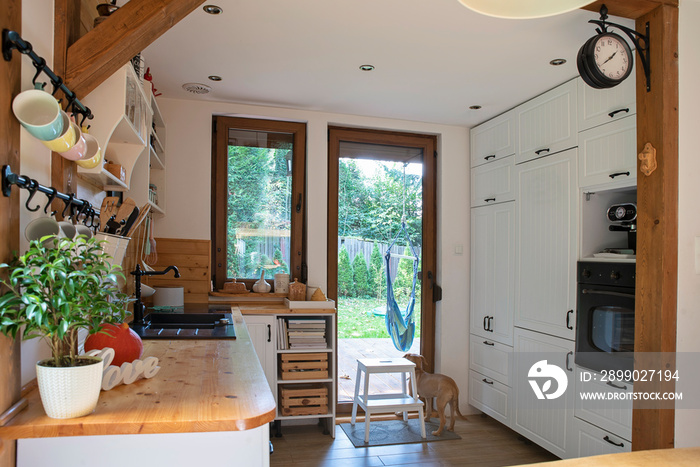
[143,239,212,304]
[63,0,204,98]
[631,3,679,451]
[1,1,24,464]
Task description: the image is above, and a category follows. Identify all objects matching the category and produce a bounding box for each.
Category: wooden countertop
[0,309,276,439]
[520,447,700,466]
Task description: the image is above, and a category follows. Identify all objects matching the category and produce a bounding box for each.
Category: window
[212,117,306,290]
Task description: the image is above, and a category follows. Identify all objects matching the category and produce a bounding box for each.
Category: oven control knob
[610,271,621,280]
[582,269,591,279]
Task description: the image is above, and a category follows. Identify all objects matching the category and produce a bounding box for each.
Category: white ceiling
[142,0,633,128]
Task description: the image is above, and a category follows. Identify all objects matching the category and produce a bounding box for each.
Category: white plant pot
[36,356,104,419]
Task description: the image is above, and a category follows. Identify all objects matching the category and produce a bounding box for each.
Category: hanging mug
[41,111,75,152]
[57,119,87,161]
[12,88,63,141]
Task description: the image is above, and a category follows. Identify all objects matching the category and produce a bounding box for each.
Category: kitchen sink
[130,312,236,339]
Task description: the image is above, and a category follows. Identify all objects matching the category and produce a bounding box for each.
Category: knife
[119,206,140,236]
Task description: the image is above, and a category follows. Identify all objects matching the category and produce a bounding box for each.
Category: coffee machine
[607,203,637,253]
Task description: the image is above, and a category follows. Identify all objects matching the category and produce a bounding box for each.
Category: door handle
[609,171,630,179]
[603,436,624,448]
[483,340,495,346]
[607,381,628,390]
[484,197,496,203]
[485,155,496,161]
[608,108,630,118]
[535,148,550,156]
[483,316,488,331]
[267,324,271,342]
[427,271,442,302]
[482,378,494,385]
[487,316,494,332]
[566,310,574,330]
[565,351,573,372]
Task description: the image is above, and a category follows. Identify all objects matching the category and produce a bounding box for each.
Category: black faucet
[130,264,180,325]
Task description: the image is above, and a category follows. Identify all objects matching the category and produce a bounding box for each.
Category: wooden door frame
[327,126,437,413]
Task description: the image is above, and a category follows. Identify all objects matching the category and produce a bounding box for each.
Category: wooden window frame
[211,116,307,291]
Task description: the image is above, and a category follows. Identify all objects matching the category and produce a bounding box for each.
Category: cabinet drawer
[574,367,632,441]
[469,337,512,386]
[469,369,511,427]
[470,110,517,168]
[471,156,515,207]
[577,75,636,132]
[578,115,637,188]
[516,79,577,164]
[573,417,631,458]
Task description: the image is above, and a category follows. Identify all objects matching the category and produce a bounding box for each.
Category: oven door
[575,284,635,373]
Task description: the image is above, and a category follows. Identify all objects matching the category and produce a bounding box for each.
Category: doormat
[339,419,461,447]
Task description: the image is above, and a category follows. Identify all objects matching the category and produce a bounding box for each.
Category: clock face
[594,34,630,81]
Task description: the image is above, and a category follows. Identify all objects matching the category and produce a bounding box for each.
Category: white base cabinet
[572,418,631,458]
[244,315,277,404]
[469,369,511,426]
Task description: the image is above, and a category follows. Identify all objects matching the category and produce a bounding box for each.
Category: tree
[368,242,384,298]
[352,252,370,298]
[338,246,353,297]
[393,247,418,302]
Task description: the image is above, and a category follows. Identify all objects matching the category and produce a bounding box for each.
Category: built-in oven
[575,261,636,373]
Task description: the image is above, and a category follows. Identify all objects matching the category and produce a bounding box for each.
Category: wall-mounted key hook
[43,187,58,216]
[24,179,41,212]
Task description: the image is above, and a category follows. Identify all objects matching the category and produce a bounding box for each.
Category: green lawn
[337,296,422,339]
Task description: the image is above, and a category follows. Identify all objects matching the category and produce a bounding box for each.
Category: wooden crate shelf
[279,383,329,416]
[279,353,328,380]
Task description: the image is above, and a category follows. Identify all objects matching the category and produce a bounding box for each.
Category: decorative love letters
[85,347,161,391]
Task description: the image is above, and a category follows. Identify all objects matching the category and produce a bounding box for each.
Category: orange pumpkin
[85,323,143,366]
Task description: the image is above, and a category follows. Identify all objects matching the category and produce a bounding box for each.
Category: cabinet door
[469,336,512,386]
[574,368,633,441]
[577,75,636,132]
[470,202,515,345]
[515,148,577,340]
[516,79,577,164]
[573,418,631,458]
[469,369,511,427]
[578,115,637,188]
[513,327,576,459]
[470,109,517,168]
[243,315,276,402]
[471,156,516,207]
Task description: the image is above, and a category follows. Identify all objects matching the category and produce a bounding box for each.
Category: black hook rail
[2,165,99,230]
[2,29,94,126]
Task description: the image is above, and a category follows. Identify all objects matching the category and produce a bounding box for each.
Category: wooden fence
[339,237,422,280]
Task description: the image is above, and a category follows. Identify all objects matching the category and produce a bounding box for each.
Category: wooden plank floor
[338,338,421,402]
[270,414,558,467]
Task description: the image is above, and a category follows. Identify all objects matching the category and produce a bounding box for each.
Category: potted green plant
[0,234,128,419]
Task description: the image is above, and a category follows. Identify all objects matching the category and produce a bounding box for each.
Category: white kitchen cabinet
[574,368,633,442]
[470,155,516,207]
[470,109,517,168]
[513,327,576,459]
[469,369,511,427]
[578,115,637,189]
[573,418,631,458]
[470,202,515,345]
[516,79,578,164]
[577,75,636,132]
[515,148,578,340]
[243,314,277,403]
[469,338,512,386]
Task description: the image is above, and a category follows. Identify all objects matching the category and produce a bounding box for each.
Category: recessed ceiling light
[359,64,375,71]
[550,58,567,66]
[203,5,223,15]
[469,105,482,110]
[208,75,222,81]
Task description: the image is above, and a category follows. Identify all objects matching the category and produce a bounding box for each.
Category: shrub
[368,242,384,298]
[338,246,353,297]
[352,252,370,298]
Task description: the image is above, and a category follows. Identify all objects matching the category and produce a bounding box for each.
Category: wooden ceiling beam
[63,0,204,98]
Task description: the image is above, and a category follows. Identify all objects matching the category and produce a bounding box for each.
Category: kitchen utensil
[114,197,136,227]
[119,206,140,236]
[146,213,158,265]
[100,196,120,229]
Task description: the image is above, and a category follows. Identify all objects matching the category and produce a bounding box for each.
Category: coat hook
[24,179,41,212]
[43,187,58,216]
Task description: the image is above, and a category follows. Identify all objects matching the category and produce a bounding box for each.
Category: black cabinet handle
[267,324,271,342]
[535,148,550,155]
[483,316,488,331]
[483,340,495,346]
[608,108,630,118]
[607,381,628,390]
[609,171,630,179]
[487,316,494,332]
[484,197,496,202]
[566,310,574,330]
[485,155,496,161]
[566,351,573,372]
[603,436,624,448]
[482,378,494,385]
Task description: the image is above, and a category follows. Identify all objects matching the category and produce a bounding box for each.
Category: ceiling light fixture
[359,64,375,71]
[208,75,222,81]
[469,105,482,110]
[457,0,596,19]
[202,5,223,15]
[550,58,567,66]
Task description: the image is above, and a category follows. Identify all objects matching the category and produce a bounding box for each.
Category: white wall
[675,0,700,448]
[17,0,54,386]
[156,98,473,410]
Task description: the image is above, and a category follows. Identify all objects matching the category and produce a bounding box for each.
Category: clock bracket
[588,4,651,92]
